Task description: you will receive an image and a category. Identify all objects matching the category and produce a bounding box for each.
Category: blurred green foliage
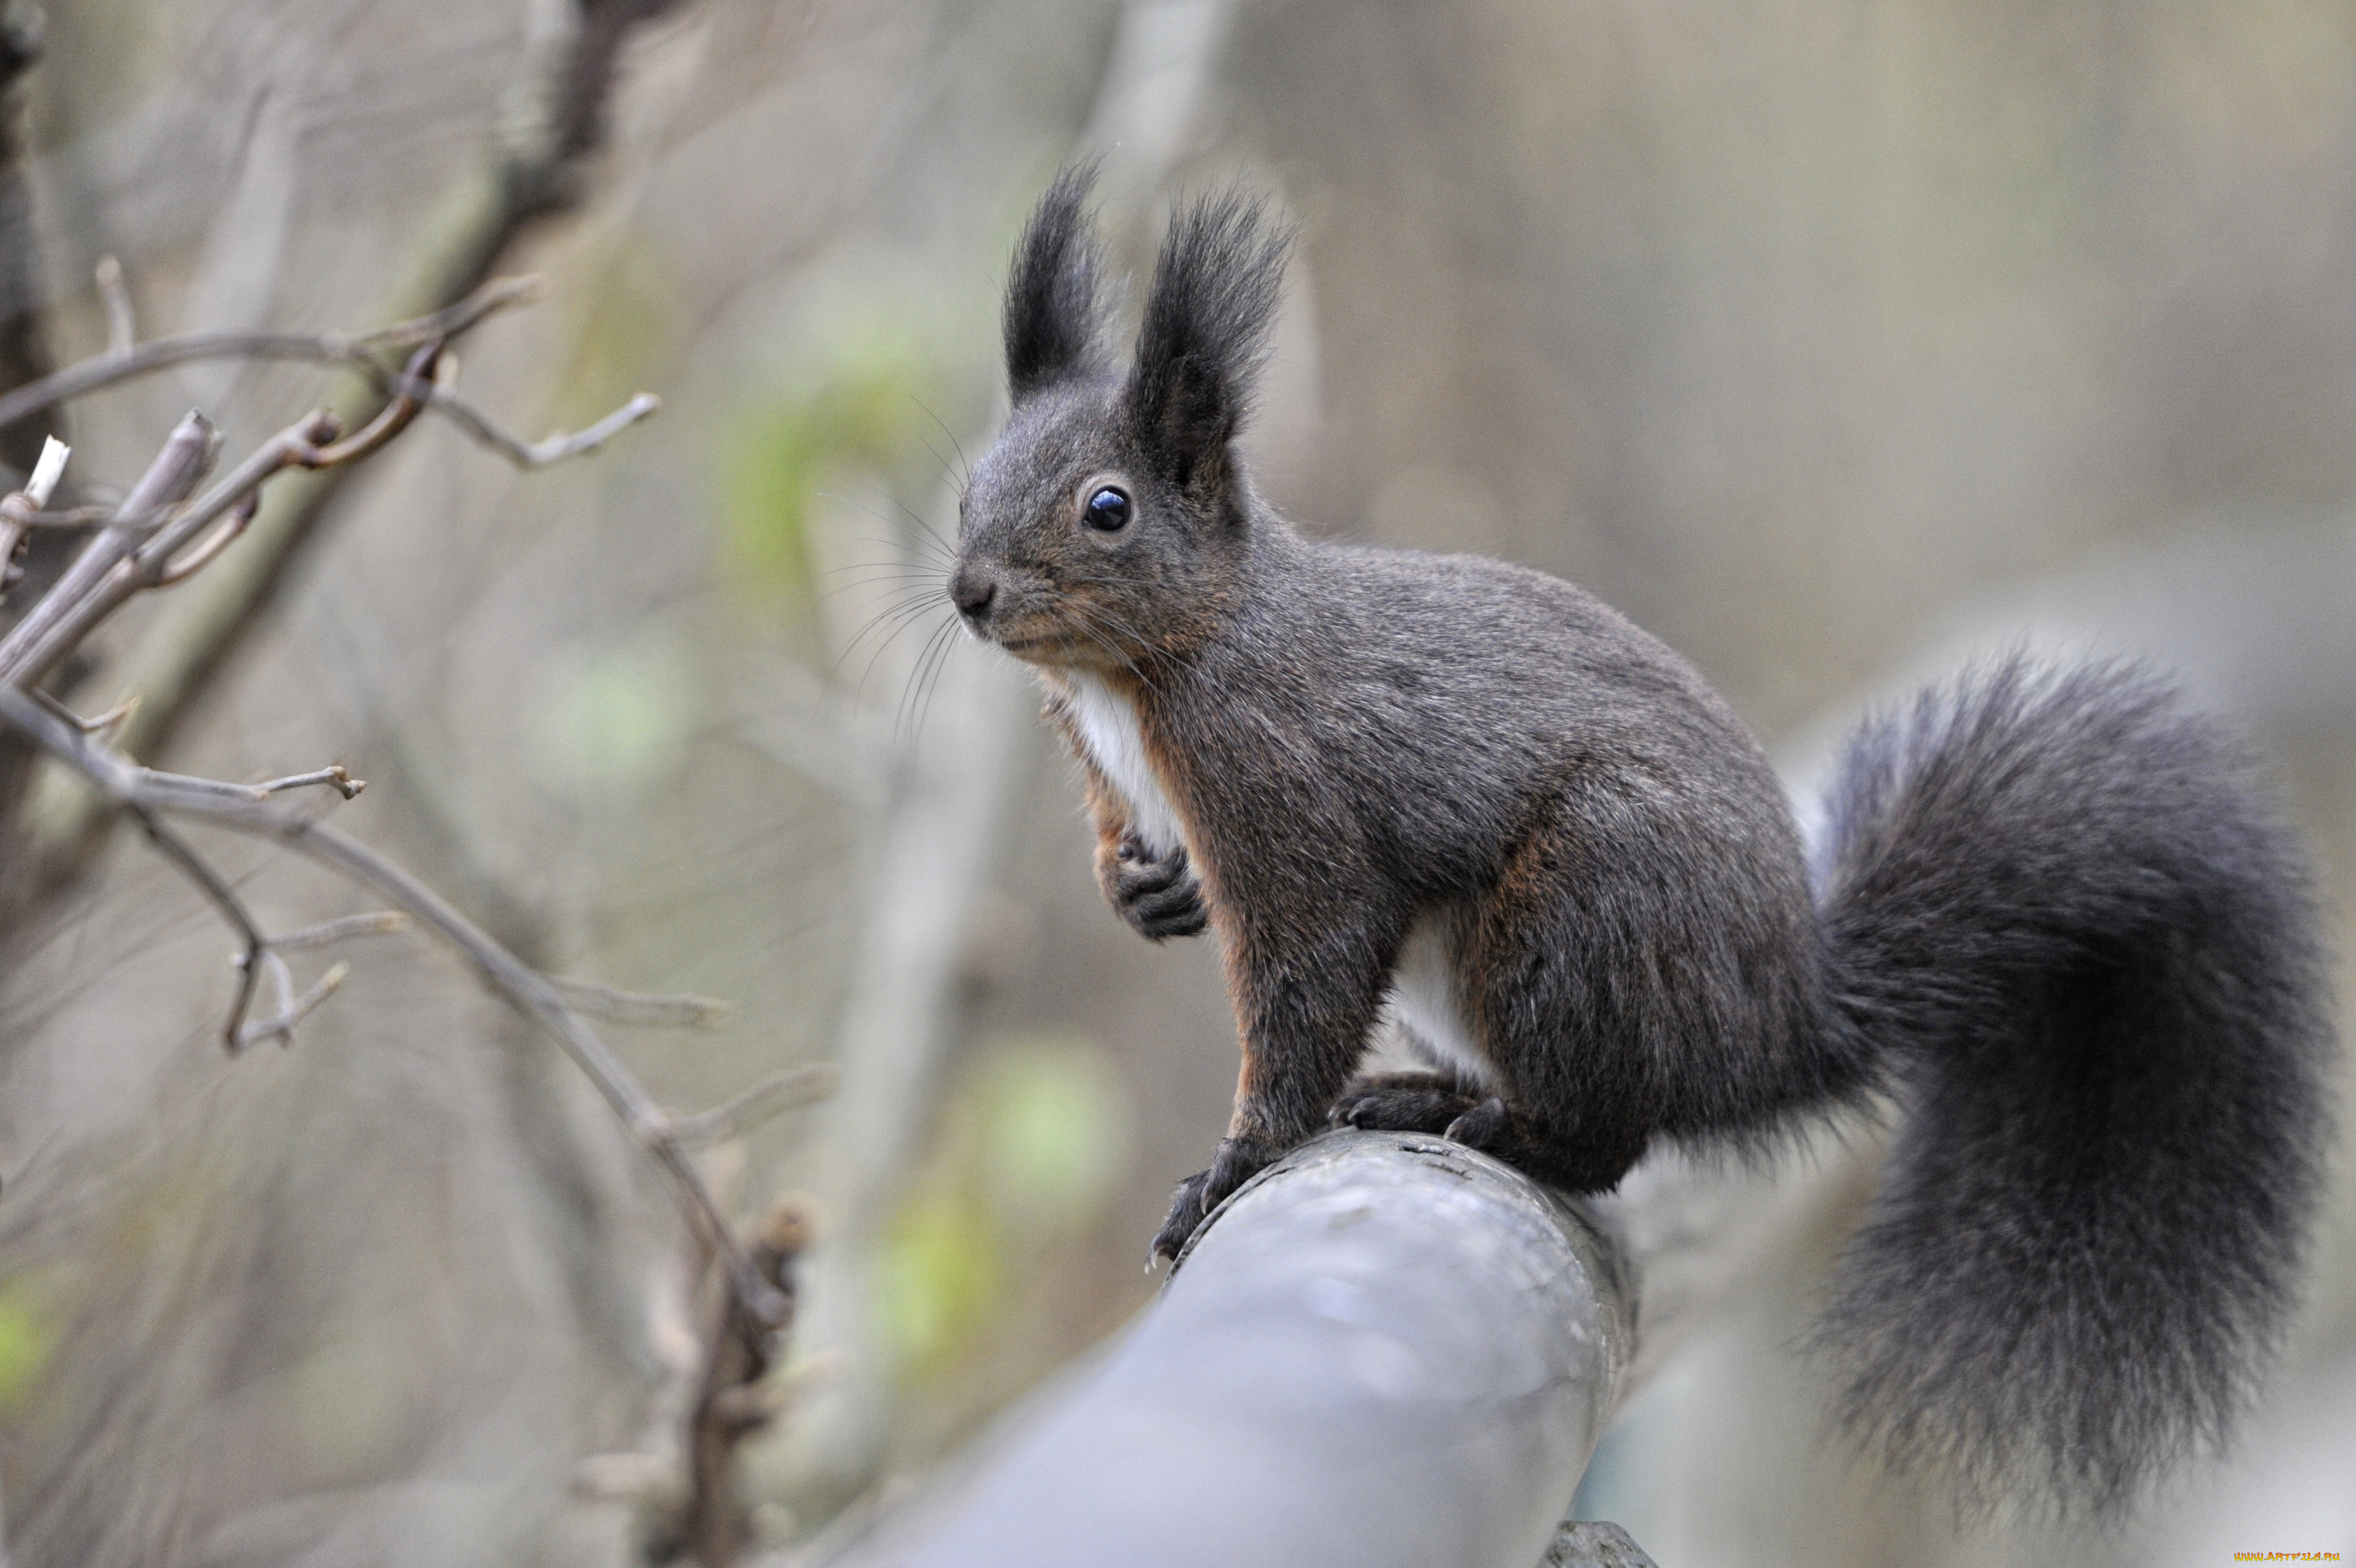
[554,239,678,430]
[0,1278,57,1414]
[875,1037,1133,1387]
[531,628,697,803]
[720,322,949,613]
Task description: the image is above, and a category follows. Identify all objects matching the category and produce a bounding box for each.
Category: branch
[0,275,541,435]
[0,275,657,475]
[61,0,706,812]
[548,974,731,1029]
[0,413,216,688]
[128,802,264,1049]
[814,1132,1640,1568]
[665,1064,840,1148]
[0,684,792,1333]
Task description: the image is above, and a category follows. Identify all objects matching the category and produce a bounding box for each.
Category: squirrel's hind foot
[1327,1071,1479,1133]
[1150,1134,1283,1263]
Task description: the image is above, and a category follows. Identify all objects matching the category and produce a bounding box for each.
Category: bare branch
[548,974,731,1028]
[27,688,134,736]
[9,0,698,890]
[0,685,790,1332]
[6,505,110,529]
[401,379,661,468]
[0,437,70,589]
[236,958,349,1051]
[0,278,653,481]
[148,492,259,587]
[124,803,264,1050]
[348,275,548,349]
[137,761,362,805]
[0,276,541,434]
[667,1064,842,1149]
[250,765,365,800]
[0,372,464,696]
[0,413,216,688]
[264,911,409,951]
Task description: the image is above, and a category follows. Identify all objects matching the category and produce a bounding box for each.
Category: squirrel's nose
[951,566,997,620]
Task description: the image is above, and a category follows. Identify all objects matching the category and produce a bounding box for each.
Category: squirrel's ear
[1005,166,1109,400]
[1126,188,1293,489]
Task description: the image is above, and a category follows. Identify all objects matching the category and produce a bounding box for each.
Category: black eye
[1083,487,1132,532]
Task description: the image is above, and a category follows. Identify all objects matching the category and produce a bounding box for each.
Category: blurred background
[0,0,2350,1562]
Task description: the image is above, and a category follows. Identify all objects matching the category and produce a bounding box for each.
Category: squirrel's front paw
[1100,835,1208,942]
[1150,1137,1279,1262]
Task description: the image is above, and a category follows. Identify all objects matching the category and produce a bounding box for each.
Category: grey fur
[951,176,2337,1518]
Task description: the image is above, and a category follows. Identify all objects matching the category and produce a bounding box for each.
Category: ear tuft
[1005,165,1110,400]
[1127,187,1295,487]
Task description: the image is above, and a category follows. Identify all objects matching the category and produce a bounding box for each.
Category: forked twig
[0,274,654,476]
[0,686,794,1332]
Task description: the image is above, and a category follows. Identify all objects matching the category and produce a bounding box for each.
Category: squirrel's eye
[1083,487,1133,532]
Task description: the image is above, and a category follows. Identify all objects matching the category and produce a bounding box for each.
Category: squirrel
[946,167,2337,1514]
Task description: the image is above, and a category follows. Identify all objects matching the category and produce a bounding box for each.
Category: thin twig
[149,492,260,587]
[0,414,216,688]
[125,803,263,1049]
[5,505,110,529]
[0,276,541,434]
[264,911,409,951]
[27,689,135,737]
[0,275,653,475]
[0,687,789,1331]
[548,975,731,1028]
[399,379,661,468]
[236,959,349,1050]
[0,382,455,694]
[136,761,361,805]
[251,765,365,799]
[667,1064,842,1148]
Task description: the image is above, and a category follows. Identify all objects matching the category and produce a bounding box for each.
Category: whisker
[911,617,966,743]
[913,435,967,500]
[816,492,962,566]
[1066,599,1165,696]
[899,617,959,747]
[846,593,963,703]
[830,589,954,686]
[1062,603,1162,700]
[912,396,973,489]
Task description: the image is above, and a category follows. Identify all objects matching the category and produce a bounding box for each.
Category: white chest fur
[1065,670,1187,857]
[1389,908,1492,1086]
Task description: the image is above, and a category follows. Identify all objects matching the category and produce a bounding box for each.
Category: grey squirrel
[947,168,2337,1514]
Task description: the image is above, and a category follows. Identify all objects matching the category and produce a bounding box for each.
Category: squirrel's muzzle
[950,565,997,626]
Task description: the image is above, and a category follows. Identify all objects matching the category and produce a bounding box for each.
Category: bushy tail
[1812,656,2335,1514]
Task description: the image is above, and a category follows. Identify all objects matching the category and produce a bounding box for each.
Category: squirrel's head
[951,167,1293,673]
